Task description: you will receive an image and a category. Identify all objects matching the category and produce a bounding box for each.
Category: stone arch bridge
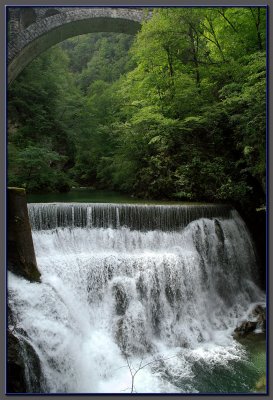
[8,7,150,84]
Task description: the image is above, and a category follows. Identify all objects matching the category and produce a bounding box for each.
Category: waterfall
[27,202,231,231]
[8,203,265,394]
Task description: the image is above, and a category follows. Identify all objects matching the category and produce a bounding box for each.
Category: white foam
[8,215,265,393]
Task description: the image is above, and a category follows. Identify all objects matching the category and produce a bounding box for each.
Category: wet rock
[252,304,266,331]
[115,315,152,356]
[233,304,266,340]
[233,320,257,338]
[150,275,161,335]
[165,283,175,306]
[112,282,129,315]
[214,219,225,243]
[115,317,126,353]
[7,332,27,393]
[7,331,43,393]
[136,274,147,300]
[107,264,114,280]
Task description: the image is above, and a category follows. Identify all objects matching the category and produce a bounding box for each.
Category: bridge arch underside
[8,17,141,84]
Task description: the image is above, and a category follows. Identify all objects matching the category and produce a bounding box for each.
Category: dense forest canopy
[8,7,266,211]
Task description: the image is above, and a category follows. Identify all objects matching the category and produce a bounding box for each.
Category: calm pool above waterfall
[8,199,266,394]
[27,188,208,205]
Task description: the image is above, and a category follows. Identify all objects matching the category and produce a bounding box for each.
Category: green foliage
[219,51,266,190]
[8,8,266,209]
[8,145,72,192]
[106,7,266,206]
[61,33,135,93]
[8,46,79,192]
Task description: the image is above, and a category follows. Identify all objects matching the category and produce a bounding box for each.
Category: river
[27,188,206,205]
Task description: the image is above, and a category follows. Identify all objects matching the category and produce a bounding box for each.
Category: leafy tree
[8,45,80,192]
[8,145,72,192]
[8,7,266,211]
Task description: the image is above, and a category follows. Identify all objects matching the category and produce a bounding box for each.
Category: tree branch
[217,9,238,33]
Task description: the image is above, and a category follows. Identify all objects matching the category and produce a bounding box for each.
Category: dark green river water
[27,188,206,205]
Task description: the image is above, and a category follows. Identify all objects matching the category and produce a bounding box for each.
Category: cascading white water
[8,203,265,393]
